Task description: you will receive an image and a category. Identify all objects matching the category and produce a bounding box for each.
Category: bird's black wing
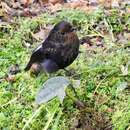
[24,45,44,71]
[42,38,63,57]
[24,39,61,71]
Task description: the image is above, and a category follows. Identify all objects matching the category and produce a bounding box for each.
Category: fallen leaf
[49,3,62,12]
[1,2,13,13]
[107,108,113,113]
[66,0,79,2]
[121,65,128,76]
[124,32,130,41]
[12,2,22,9]
[20,0,34,7]
[99,0,112,8]
[35,76,70,104]
[32,28,50,41]
[49,0,64,5]
[5,75,16,83]
[8,64,20,75]
[39,0,49,4]
[120,61,130,76]
[111,0,120,8]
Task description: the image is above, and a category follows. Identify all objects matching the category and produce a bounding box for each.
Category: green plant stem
[22,105,44,130]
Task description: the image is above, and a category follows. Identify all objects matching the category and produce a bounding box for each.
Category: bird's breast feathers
[65,32,79,45]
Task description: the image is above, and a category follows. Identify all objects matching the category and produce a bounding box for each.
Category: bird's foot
[64,69,79,77]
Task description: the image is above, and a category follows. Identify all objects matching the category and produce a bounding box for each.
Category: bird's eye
[61,32,65,35]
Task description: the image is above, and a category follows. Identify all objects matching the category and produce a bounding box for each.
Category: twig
[66,86,86,109]
[93,71,114,94]
[93,76,107,94]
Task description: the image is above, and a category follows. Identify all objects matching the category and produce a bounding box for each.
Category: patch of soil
[70,107,112,130]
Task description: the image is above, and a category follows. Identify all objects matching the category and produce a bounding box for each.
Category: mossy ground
[0,9,130,130]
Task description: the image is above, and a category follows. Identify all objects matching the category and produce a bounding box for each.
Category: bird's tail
[24,61,32,71]
[24,45,44,71]
[24,52,38,71]
[24,53,40,71]
[24,45,43,71]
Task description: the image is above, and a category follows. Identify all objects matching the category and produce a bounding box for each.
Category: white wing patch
[33,44,42,52]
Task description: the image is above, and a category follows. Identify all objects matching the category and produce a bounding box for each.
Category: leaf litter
[36,76,81,104]
[1,0,129,22]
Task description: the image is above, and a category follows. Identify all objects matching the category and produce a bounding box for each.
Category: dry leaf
[1,2,13,13]
[12,2,22,9]
[8,64,20,75]
[5,75,16,83]
[124,32,130,41]
[64,0,87,9]
[49,0,64,5]
[111,0,120,8]
[99,0,112,8]
[107,108,113,113]
[49,3,62,12]
[120,65,128,76]
[20,0,34,6]
[39,0,49,4]
[32,27,51,41]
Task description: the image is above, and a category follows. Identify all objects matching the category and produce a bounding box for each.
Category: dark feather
[24,21,80,73]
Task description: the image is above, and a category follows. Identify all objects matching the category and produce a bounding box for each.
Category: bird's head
[53,21,75,35]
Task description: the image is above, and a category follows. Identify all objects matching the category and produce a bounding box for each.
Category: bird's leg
[66,84,86,109]
[64,68,79,78]
[63,68,72,76]
[63,68,69,73]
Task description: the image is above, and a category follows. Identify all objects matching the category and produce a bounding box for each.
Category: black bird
[24,21,80,73]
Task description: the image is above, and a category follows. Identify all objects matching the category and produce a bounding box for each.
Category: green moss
[0,8,130,130]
